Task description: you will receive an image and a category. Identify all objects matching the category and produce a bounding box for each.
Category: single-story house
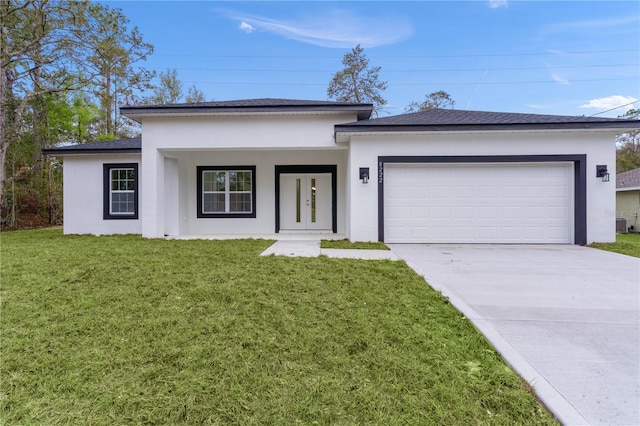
[43,98,640,244]
[616,168,640,232]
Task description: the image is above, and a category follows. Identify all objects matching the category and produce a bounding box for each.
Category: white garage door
[384,163,573,244]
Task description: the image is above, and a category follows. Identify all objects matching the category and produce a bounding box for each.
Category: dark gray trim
[43,138,142,156]
[274,165,338,233]
[196,166,257,219]
[377,155,587,245]
[336,121,637,133]
[44,148,141,156]
[103,163,139,220]
[122,99,373,121]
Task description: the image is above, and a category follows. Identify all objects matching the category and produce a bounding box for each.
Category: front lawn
[589,233,640,258]
[1,229,556,424]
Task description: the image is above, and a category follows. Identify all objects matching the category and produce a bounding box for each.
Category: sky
[103,0,639,118]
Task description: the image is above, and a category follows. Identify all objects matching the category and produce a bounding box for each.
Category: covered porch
[142,148,351,239]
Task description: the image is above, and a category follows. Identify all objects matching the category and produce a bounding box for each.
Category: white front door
[280,173,332,231]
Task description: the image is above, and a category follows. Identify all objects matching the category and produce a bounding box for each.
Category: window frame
[103,163,139,220]
[197,166,257,218]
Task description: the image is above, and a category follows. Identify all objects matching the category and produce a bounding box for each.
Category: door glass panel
[311,178,316,223]
[296,179,301,223]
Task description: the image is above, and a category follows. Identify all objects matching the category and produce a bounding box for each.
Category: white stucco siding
[137,112,356,238]
[61,154,142,235]
[141,114,358,150]
[155,149,348,236]
[616,190,640,230]
[346,131,617,244]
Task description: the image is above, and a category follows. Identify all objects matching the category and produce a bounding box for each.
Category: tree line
[0,0,206,228]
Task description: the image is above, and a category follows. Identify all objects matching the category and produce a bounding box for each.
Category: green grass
[589,233,640,258]
[320,239,389,250]
[1,228,556,425]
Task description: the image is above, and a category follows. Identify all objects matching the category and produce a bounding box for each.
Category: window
[197,166,256,218]
[103,163,138,220]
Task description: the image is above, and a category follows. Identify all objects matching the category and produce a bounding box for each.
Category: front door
[280,173,332,230]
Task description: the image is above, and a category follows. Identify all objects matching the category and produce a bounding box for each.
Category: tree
[404,90,455,113]
[147,68,182,105]
[82,3,154,138]
[185,84,206,103]
[0,0,153,226]
[327,45,387,115]
[146,70,207,105]
[0,0,92,207]
[616,109,640,173]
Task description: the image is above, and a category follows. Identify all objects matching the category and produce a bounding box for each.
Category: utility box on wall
[616,218,627,234]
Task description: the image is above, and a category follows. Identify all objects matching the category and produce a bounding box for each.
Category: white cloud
[239,22,255,33]
[542,15,640,35]
[488,0,509,9]
[551,73,570,86]
[221,9,413,48]
[525,104,548,110]
[580,95,639,113]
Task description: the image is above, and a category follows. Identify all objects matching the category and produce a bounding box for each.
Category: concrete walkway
[260,239,399,260]
[389,244,640,426]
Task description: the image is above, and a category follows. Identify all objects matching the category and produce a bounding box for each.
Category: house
[43,98,640,244]
[616,168,640,232]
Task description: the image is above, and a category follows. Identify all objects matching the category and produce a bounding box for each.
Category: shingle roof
[121,98,374,120]
[42,138,141,155]
[617,168,640,189]
[335,108,640,132]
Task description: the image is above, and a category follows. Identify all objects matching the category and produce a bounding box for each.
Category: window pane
[296,179,301,223]
[230,193,252,213]
[238,171,251,191]
[216,172,226,191]
[311,178,316,223]
[227,171,252,192]
[203,171,214,192]
[111,192,134,214]
[203,193,225,213]
[228,172,237,191]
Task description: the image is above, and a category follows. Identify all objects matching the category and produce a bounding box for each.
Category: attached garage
[383,162,574,244]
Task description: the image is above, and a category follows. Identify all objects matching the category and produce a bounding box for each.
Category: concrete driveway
[389,244,639,426]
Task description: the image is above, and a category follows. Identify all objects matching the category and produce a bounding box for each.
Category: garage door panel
[384,163,573,244]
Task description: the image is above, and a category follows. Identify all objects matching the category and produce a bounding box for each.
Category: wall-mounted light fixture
[596,165,610,182]
[359,167,369,184]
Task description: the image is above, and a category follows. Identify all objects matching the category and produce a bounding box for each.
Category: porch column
[141,147,165,238]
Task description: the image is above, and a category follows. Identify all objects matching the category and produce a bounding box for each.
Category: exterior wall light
[596,165,610,182]
[359,167,369,184]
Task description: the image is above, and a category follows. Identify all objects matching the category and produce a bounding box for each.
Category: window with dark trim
[197,166,257,218]
[103,163,139,220]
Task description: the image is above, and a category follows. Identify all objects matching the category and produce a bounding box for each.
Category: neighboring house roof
[616,168,640,191]
[43,138,141,156]
[335,108,640,133]
[121,98,374,121]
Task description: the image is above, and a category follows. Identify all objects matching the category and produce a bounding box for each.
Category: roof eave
[616,186,640,192]
[42,148,141,156]
[121,105,374,121]
[335,121,640,134]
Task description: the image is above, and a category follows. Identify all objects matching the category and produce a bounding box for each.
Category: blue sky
[105,0,639,117]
